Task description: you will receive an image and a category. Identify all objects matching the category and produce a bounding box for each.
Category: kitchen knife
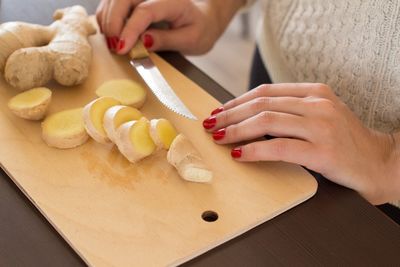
[129,41,197,120]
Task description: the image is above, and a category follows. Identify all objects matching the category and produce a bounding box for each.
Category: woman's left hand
[203,83,399,204]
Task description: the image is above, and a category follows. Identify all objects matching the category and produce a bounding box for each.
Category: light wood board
[0,34,317,267]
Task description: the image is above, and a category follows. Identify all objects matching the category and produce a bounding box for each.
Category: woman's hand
[96,0,245,54]
[203,83,400,204]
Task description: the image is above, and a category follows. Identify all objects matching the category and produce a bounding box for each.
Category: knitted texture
[264,0,400,133]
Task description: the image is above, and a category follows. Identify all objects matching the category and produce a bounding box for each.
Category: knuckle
[311,83,330,96]
[253,84,269,97]
[271,139,288,158]
[252,97,272,112]
[259,111,276,126]
[307,97,336,113]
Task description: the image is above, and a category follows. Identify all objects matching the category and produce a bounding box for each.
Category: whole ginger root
[0,5,96,91]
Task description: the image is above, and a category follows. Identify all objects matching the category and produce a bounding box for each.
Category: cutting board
[0,33,317,266]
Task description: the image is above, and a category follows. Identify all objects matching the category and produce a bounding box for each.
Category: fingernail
[212,128,226,141]
[111,36,119,50]
[106,37,112,50]
[202,116,216,129]
[117,39,125,52]
[211,107,224,115]
[143,34,154,48]
[231,147,242,158]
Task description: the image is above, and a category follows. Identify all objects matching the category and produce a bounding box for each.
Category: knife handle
[129,40,150,59]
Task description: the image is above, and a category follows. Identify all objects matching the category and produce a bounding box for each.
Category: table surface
[1,0,399,266]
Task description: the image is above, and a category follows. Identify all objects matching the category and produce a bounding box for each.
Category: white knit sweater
[248,0,400,206]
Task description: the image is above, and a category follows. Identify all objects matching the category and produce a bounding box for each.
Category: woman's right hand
[96,0,245,55]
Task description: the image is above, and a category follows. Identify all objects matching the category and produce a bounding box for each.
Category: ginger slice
[41,108,88,149]
[8,87,52,120]
[95,79,147,108]
[129,40,149,59]
[149,118,178,150]
[115,117,156,163]
[83,96,120,144]
[103,105,142,143]
[167,134,213,183]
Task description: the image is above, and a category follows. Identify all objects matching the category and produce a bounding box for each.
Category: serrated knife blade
[129,55,197,120]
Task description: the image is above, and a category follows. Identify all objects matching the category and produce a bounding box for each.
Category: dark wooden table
[1,0,399,266]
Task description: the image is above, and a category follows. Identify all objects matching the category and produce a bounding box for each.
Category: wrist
[376,132,400,204]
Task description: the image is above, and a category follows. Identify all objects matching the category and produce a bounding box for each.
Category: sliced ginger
[8,87,52,120]
[167,134,213,183]
[115,117,156,163]
[149,118,178,150]
[95,79,147,108]
[129,40,150,59]
[83,96,120,144]
[103,105,142,143]
[42,108,88,149]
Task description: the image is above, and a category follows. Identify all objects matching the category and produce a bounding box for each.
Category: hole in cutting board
[202,210,218,222]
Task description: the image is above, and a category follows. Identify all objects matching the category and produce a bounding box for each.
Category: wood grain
[0,32,317,266]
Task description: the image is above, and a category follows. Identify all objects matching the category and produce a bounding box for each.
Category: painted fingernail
[143,34,154,48]
[212,128,226,141]
[231,147,242,158]
[106,37,112,50]
[111,36,119,50]
[117,39,125,52]
[202,116,216,129]
[211,107,224,115]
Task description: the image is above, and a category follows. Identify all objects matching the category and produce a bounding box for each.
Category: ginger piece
[95,79,147,108]
[42,108,88,149]
[0,5,96,90]
[129,40,149,59]
[115,117,156,163]
[83,96,121,144]
[167,134,213,183]
[149,118,178,150]
[8,87,52,120]
[103,105,143,143]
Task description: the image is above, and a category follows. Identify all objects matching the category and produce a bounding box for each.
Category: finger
[104,0,140,38]
[117,0,189,54]
[142,27,197,53]
[101,0,111,38]
[223,83,335,111]
[233,138,314,167]
[95,0,107,33]
[213,111,310,144]
[204,96,308,132]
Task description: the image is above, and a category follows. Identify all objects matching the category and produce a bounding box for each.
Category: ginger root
[167,134,213,183]
[42,108,88,149]
[0,5,96,90]
[149,118,178,150]
[115,117,156,163]
[8,87,52,120]
[83,96,121,144]
[103,105,143,143]
[96,79,147,108]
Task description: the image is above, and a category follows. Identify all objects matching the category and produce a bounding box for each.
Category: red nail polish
[213,128,226,140]
[202,116,216,129]
[231,147,242,158]
[211,107,224,115]
[143,34,154,48]
[112,36,120,50]
[117,39,125,51]
[106,37,112,49]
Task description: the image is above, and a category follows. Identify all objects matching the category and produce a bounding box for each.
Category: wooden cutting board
[0,34,317,267]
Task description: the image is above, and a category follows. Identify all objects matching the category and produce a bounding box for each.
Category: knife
[129,41,197,120]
